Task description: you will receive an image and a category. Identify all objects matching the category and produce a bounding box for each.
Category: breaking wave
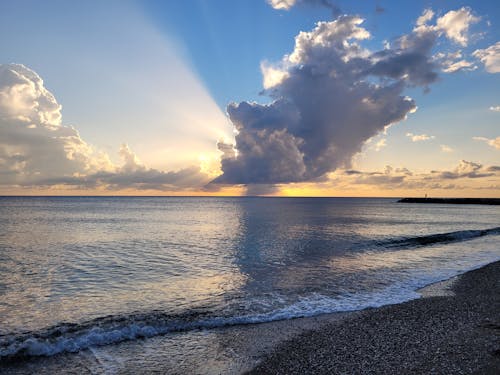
[1,226,498,360]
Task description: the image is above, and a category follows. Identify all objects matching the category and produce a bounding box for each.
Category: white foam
[2,254,499,360]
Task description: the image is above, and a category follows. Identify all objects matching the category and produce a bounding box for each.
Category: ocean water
[0,197,499,372]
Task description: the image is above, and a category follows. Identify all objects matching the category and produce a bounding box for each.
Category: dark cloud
[333,161,499,190]
[215,7,485,186]
[268,0,341,17]
[215,15,427,185]
[245,184,280,196]
[342,165,410,187]
[431,160,495,179]
[36,165,210,191]
[344,169,362,175]
[368,26,440,87]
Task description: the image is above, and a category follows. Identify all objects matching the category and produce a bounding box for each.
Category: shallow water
[0,197,498,370]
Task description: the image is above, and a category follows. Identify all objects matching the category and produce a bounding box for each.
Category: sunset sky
[0,0,498,196]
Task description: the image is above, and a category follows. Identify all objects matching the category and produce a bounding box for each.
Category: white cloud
[413,8,482,75]
[473,42,500,73]
[434,51,477,73]
[440,144,454,153]
[473,136,500,150]
[490,106,500,112]
[119,143,145,173]
[406,132,435,142]
[267,0,340,14]
[0,1,234,175]
[261,61,290,89]
[435,7,480,46]
[289,17,371,65]
[416,9,435,26]
[0,65,62,126]
[267,0,296,10]
[374,138,387,151]
[443,59,476,73]
[0,64,211,191]
[0,64,114,185]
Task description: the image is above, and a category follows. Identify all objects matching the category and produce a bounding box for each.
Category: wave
[0,285,428,361]
[377,227,500,249]
[2,227,499,361]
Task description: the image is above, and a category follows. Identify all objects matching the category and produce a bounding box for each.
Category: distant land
[398,198,500,205]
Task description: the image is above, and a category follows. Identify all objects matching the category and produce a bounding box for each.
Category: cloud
[336,160,499,189]
[216,8,482,186]
[261,61,290,90]
[215,14,446,185]
[473,42,500,73]
[331,160,499,192]
[374,138,387,151]
[414,7,479,47]
[368,31,439,87]
[435,7,480,46]
[440,144,453,153]
[245,183,280,196]
[343,165,408,186]
[0,64,210,191]
[473,136,500,150]
[406,132,435,142]
[430,160,495,179]
[412,8,481,75]
[434,51,477,73]
[0,64,114,185]
[267,0,297,10]
[416,9,434,26]
[267,0,341,15]
[442,59,476,73]
[490,106,500,112]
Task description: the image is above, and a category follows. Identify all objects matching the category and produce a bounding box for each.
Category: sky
[0,0,498,196]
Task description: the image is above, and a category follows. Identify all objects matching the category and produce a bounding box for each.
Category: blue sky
[143,0,500,108]
[0,0,498,196]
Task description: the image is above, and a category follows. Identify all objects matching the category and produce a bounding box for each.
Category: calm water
[0,197,499,366]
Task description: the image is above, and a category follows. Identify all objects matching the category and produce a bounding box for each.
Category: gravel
[248,261,500,375]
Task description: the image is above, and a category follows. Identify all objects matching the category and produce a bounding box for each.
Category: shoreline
[247,261,500,374]
[159,261,500,374]
[1,262,498,374]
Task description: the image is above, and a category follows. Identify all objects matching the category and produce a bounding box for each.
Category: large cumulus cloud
[214,8,482,186]
[0,64,113,185]
[211,17,415,184]
[0,64,210,191]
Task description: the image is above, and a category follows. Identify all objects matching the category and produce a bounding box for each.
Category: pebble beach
[248,261,500,374]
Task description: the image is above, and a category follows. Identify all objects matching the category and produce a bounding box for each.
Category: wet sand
[247,261,500,374]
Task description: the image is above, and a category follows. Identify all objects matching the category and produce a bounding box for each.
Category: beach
[0,197,498,374]
[2,261,498,374]
[248,261,500,374]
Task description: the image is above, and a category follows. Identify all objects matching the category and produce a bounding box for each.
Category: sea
[0,197,499,373]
